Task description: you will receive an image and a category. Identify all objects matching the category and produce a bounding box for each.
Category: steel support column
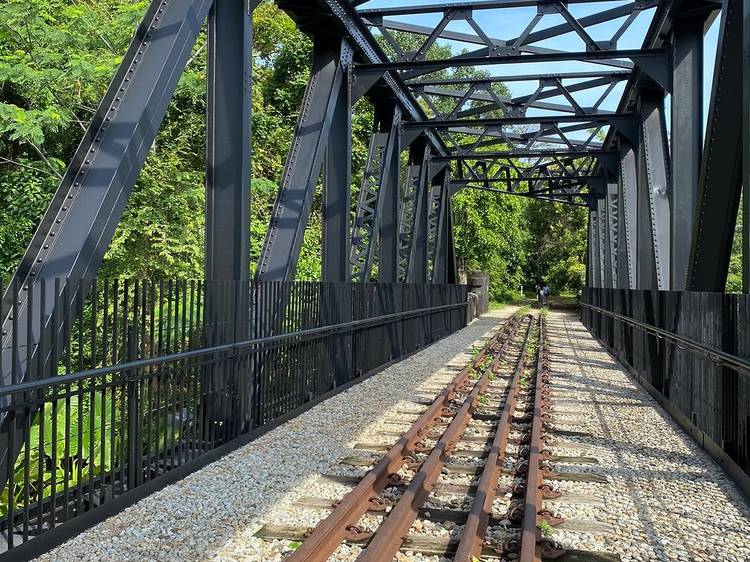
[428,170,449,283]
[606,180,619,287]
[689,3,743,291]
[350,103,400,282]
[619,138,638,288]
[432,183,451,284]
[206,0,252,285]
[670,14,704,290]
[589,209,601,288]
[446,198,458,284]
[257,37,353,281]
[204,0,254,435]
[378,106,403,283]
[323,47,353,282]
[639,89,671,289]
[410,156,432,283]
[398,138,430,282]
[597,198,609,288]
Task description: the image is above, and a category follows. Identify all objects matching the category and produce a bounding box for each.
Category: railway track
[257,312,613,561]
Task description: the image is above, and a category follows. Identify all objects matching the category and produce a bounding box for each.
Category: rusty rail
[452,317,533,561]
[355,316,533,562]
[287,315,521,562]
[519,315,556,562]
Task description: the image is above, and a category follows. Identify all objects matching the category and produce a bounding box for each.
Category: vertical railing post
[126,325,140,491]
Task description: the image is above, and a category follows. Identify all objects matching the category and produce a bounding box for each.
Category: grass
[538,520,555,537]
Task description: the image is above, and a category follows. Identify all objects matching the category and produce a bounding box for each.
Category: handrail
[0,301,467,397]
[578,300,750,376]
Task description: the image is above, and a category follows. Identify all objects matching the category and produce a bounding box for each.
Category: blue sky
[356,0,721,143]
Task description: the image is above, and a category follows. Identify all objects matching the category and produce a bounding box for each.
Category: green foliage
[538,520,555,537]
[0,391,121,517]
[726,194,743,293]
[524,200,588,294]
[453,188,527,300]
[0,0,587,296]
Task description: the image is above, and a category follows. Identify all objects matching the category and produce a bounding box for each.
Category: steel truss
[4,0,750,489]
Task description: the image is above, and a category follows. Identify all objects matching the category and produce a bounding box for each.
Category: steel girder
[606,180,620,286]
[638,89,671,290]
[350,104,401,282]
[431,174,451,284]
[670,13,704,290]
[206,0,252,285]
[688,1,743,291]
[427,170,450,283]
[399,140,431,282]
[597,198,608,288]
[257,37,353,281]
[619,138,638,289]
[323,42,354,283]
[589,210,601,288]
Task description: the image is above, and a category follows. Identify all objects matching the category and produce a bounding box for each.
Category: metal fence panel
[0,278,468,555]
[580,288,750,484]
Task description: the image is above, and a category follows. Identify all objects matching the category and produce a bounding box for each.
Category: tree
[523,200,587,294]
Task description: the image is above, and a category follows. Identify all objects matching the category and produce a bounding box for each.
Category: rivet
[49,232,55,236]
[56,219,61,224]
[106,117,111,121]
[37,258,42,263]
[68,194,74,199]
[85,160,90,164]
[62,207,67,211]
[43,245,49,249]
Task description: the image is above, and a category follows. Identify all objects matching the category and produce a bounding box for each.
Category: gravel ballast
[37,309,750,562]
[36,310,513,562]
[546,311,750,562]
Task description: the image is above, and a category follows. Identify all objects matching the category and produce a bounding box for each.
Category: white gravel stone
[544,311,750,562]
[36,310,515,562]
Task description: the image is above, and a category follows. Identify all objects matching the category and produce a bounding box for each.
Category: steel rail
[286,315,521,562]
[452,314,532,561]
[355,316,533,562]
[520,315,548,562]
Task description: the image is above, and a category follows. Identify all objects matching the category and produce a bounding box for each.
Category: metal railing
[580,288,750,492]
[0,279,468,556]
